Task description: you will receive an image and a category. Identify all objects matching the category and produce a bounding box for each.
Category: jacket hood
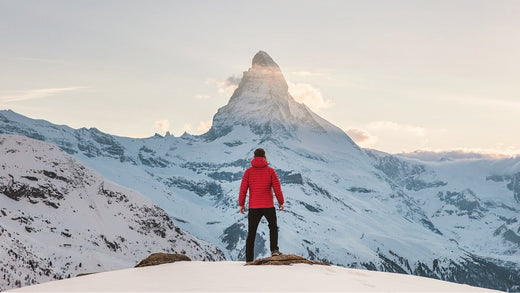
[251,157,268,168]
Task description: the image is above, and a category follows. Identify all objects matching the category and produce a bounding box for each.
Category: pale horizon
[1,1,519,156]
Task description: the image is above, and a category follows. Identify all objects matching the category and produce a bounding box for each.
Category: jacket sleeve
[239,169,249,206]
[271,168,285,205]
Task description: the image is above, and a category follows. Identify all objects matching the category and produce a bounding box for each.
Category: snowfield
[8,261,499,292]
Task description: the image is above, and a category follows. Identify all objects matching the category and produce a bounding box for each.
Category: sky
[1,0,519,156]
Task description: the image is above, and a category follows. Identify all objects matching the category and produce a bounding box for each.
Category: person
[239,148,285,262]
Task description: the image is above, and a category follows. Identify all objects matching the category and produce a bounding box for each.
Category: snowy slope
[0,134,225,291]
[7,261,498,292]
[1,51,519,291]
[367,150,520,265]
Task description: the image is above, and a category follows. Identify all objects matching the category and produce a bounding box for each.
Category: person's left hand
[279,204,285,211]
[240,205,246,214]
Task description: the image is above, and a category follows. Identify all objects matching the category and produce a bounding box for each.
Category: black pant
[246,207,279,262]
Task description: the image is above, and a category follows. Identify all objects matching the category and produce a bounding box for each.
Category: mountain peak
[252,51,279,68]
[204,51,358,147]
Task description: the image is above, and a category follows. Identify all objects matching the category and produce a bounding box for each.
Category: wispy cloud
[0,87,88,103]
[197,120,212,133]
[346,128,378,147]
[182,123,193,134]
[288,82,334,111]
[400,147,520,160]
[454,147,520,158]
[210,75,334,112]
[346,121,430,151]
[195,94,211,100]
[181,120,212,135]
[216,76,241,97]
[154,119,170,134]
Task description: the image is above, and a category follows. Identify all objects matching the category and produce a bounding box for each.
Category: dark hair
[254,148,266,157]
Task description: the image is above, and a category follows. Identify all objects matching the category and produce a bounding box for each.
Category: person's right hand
[279,204,285,211]
[240,205,246,214]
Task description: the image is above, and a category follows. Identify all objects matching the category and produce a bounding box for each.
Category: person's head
[254,148,266,158]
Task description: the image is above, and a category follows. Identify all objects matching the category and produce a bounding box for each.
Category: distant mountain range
[1,51,519,291]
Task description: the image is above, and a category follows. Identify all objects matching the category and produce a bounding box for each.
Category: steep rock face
[1,51,520,291]
[0,135,225,291]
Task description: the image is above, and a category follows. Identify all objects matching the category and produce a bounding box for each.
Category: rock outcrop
[135,253,191,268]
[245,254,328,266]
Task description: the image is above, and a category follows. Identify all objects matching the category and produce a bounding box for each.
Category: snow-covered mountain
[1,51,519,291]
[367,150,520,263]
[0,134,225,291]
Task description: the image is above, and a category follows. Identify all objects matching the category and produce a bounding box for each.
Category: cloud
[348,121,432,153]
[345,128,378,146]
[0,87,88,103]
[182,123,193,134]
[454,145,520,158]
[217,76,241,96]
[181,120,212,135]
[399,147,520,160]
[197,120,212,133]
[366,121,426,137]
[154,119,170,134]
[288,82,334,111]
[195,94,211,100]
[212,75,334,113]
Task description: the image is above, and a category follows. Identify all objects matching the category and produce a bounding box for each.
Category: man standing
[239,148,285,262]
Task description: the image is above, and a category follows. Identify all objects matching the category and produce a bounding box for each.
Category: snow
[8,261,498,292]
[2,51,520,290]
[0,134,224,291]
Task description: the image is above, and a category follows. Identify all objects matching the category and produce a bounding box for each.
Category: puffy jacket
[239,157,284,209]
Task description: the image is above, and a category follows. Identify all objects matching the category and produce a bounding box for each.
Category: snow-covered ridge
[8,261,498,292]
[0,134,224,291]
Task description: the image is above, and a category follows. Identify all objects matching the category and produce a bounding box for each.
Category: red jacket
[239,157,284,209]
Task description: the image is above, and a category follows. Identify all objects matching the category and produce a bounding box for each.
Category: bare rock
[245,254,329,266]
[77,272,97,277]
[135,253,191,268]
